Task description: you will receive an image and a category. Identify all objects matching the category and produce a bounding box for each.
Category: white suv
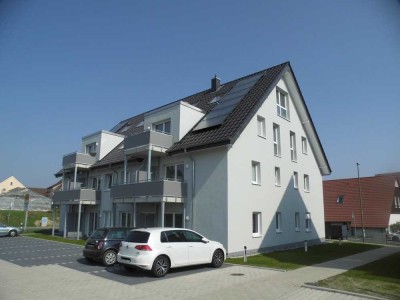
[117,227,226,277]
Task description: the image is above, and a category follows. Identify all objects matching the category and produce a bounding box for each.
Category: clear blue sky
[1,0,399,187]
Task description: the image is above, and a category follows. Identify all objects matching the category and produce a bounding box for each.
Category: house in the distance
[0,176,25,195]
[53,62,331,256]
[323,173,400,242]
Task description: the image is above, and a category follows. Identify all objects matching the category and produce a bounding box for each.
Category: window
[295,212,300,231]
[337,195,345,204]
[304,174,310,192]
[252,212,261,237]
[86,143,97,156]
[305,213,311,232]
[293,172,298,189]
[252,161,261,185]
[92,177,101,190]
[105,174,112,189]
[290,131,297,161]
[275,167,281,186]
[273,123,281,156]
[276,88,289,119]
[165,164,184,181]
[302,137,308,154]
[275,212,282,232]
[154,120,171,134]
[257,116,266,138]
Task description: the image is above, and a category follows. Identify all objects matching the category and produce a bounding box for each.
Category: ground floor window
[120,212,132,227]
[164,213,183,228]
[88,212,97,235]
[275,212,282,232]
[252,212,261,237]
[305,212,311,232]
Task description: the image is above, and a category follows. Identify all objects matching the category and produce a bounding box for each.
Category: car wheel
[9,230,17,237]
[103,250,117,266]
[152,255,170,278]
[393,236,400,242]
[211,249,224,268]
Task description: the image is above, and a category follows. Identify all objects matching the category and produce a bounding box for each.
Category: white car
[0,223,22,237]
[117,228,226,277]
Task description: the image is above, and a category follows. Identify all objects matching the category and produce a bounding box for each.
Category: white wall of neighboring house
[226,78,325,255]
[0,176,25,194]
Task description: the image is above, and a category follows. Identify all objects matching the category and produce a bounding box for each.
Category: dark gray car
[83,227,132,266]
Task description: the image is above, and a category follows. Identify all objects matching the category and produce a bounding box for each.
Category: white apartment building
[53,62,331,256]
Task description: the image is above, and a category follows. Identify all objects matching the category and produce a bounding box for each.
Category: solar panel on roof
[194,73,263,131]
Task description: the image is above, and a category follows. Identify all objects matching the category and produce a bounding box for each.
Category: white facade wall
[227,78,325,255]
[190,147,229,248]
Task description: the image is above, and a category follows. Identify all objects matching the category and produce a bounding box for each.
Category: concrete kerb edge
[224,263,287,272]
[302,283,387,300]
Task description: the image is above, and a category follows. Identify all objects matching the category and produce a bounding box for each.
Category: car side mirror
[202,237,209,243]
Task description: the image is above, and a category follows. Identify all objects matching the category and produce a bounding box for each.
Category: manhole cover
[230,273,244,276]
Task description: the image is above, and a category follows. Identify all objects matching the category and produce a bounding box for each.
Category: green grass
[226,241,381,270]
[317,252,400,299]
[0,210,59,227]
[22,231,86,246]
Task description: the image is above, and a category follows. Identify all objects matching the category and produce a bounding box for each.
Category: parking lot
[0,235,230,285]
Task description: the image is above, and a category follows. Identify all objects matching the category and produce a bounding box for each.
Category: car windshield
[90,229,107,239]
[125,231,150,243]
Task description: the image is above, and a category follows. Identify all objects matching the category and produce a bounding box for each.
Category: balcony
[111,180,186,200]
[62,152,97,169]
[124,130,173,155]
[53,189,101,205]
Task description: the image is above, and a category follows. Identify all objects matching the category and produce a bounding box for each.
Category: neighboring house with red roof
[53,62,331,256]
[323,173,400,241]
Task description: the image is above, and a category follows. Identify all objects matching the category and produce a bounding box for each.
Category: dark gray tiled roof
[93,62,289,168]
[167,62,288,154]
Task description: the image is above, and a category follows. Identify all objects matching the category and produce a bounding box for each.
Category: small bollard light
[244,246,247,263]
[304,240,308,252]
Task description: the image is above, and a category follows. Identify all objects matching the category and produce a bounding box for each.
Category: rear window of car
[107,229,129,239]
[90,229,107,239]
[125,231,150,243]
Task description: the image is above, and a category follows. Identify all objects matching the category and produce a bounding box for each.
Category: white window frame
[273,123,281,157]
[305,212,311,232]
[302,137,308,154]
[153,119,171,134]
[275,167,281,186]
[252,161,261,185]
[275,212,282,232]
[290,131,297,162]
[252,212,261,237]
[304,174,310,192]
[165,163,184,182]
[295,212,300,232]
[276,88,289,119]
[86,142,97,156]
[257,115,266,138]
[293,172,298,189]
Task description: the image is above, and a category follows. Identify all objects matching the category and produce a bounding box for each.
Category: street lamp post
[356,163,365,242]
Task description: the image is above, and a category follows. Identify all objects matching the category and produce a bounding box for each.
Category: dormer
[81,130,125,161]
[143,101,204,143]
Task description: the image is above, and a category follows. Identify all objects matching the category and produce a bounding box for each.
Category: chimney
[211,75,220,91]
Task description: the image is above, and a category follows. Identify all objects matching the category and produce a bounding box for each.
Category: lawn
[22,231,86,246]
[317,252,400,300]
[226,241,381,270]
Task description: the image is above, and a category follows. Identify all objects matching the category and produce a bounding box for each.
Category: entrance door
[137,213,156,228]
[120,212,132,227]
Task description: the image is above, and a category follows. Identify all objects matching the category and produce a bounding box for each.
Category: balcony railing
[53,188,101,204]
[111,180,186,199]
[62,152,97,168]
[124,130,173,154]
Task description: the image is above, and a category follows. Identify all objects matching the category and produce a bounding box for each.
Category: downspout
[188,155,195,230]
